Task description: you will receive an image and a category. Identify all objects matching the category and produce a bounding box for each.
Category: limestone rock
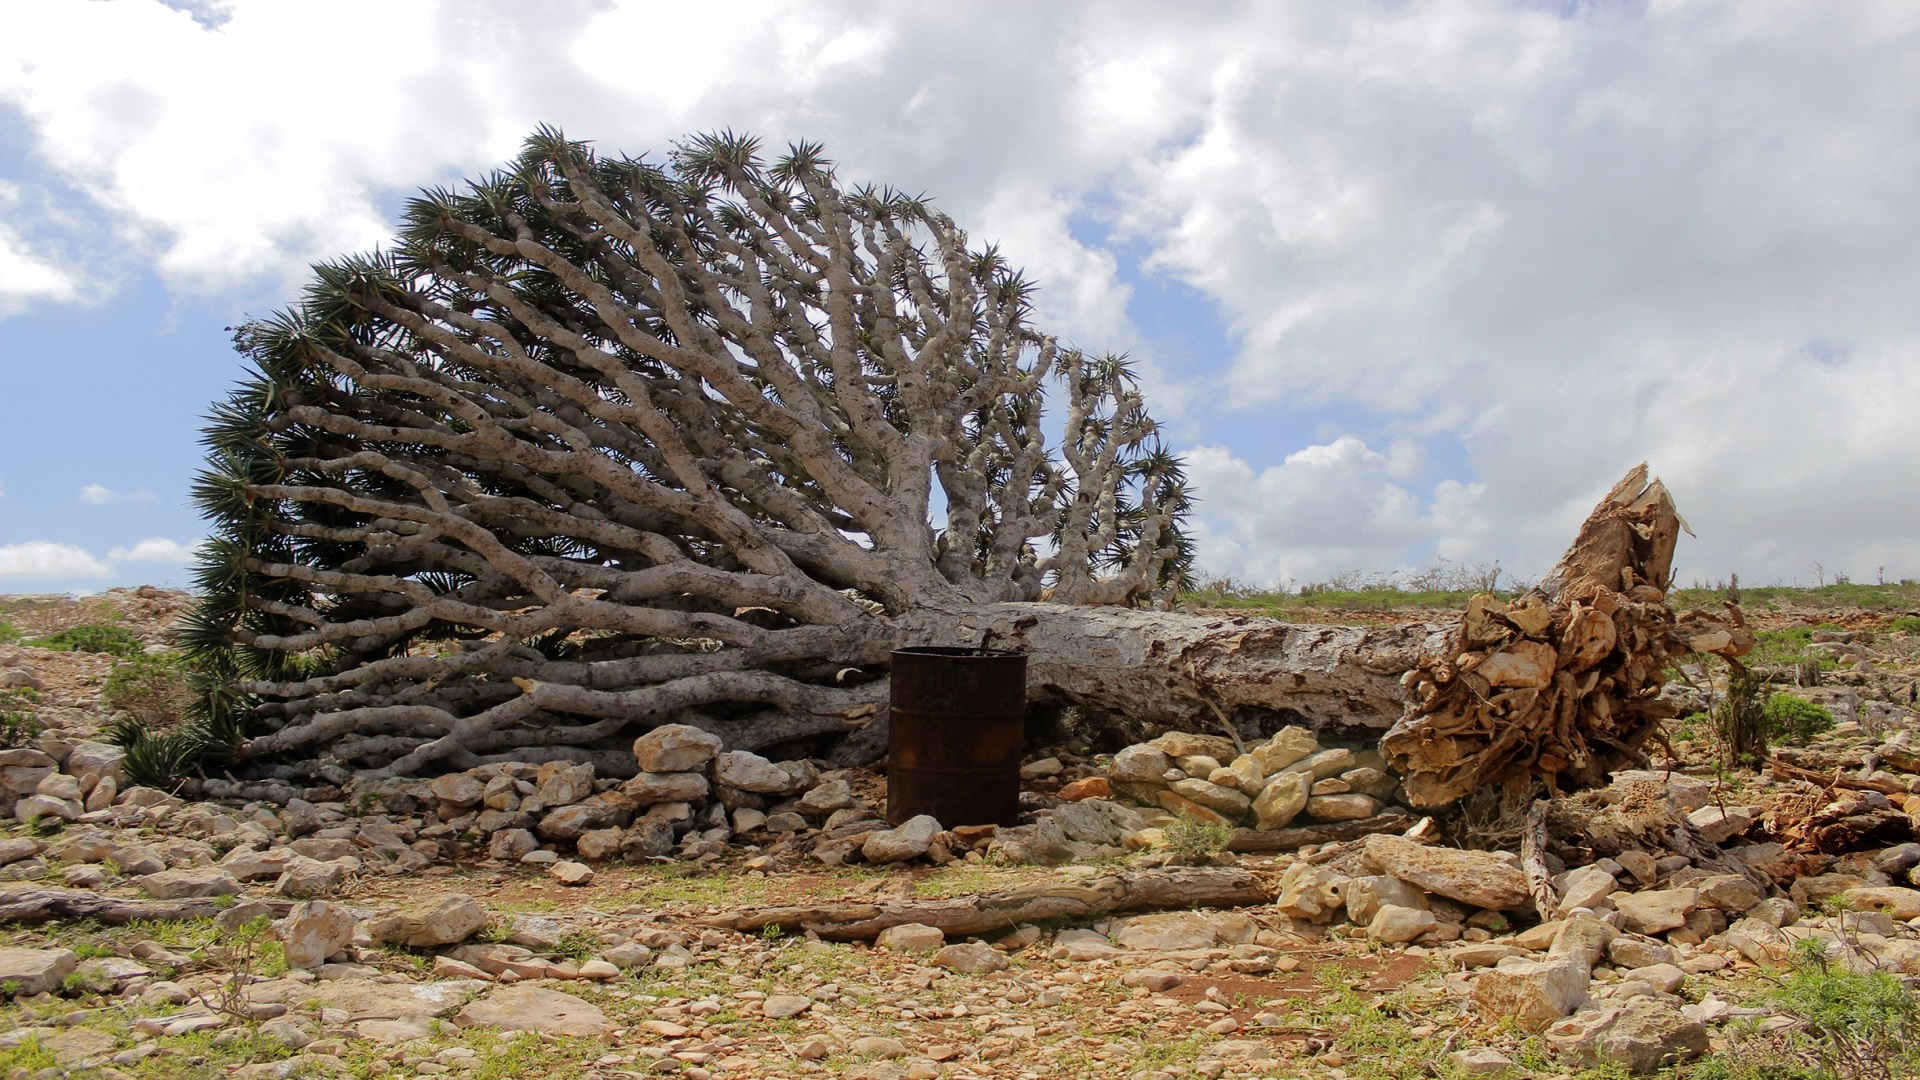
[1554,865,1619,917]
[368,894,489,948]
[1368,904,1437,944]
[1115,912,1219,951]
[549,860,594,886]
[863,815,940,864]
[1607,936,1676,970]
[797,780,856,814]
[1305,793,1381,821]
[1274,861,1348,923]
[1252,771,1311,831]
[876,924,946,952]
[428,774,484,807]
[621,771,710,805]
[632,724,722,773]
[1050,799,1144,846]
[1283,747,1356,781]
[1547,917,1614,968]
[1614,889,1698,935]
[1149,732,1238,760]
[932,943,1009,973]
[1447,1048,1514,1076]
[1346,875,1429,926]
[279,902,358,970]
[274,856,352,899]
[1057,777,1112,801]
[1686,804,1753,844]
[1545,999,1708,1074]
[1844,885,1920,920]
[1473,958,1591,1032]
[537,796,631,841]
[1109,745,1173,784]
[1363,834,1530,910]
[1250,727,1320,773]
[533,761,595,806]
[487,829,538,862]
[454,985,612,1040]
[138,868,242,900]
[62,742,125,789]
[1695,874,1765,914]
[1168,778,1250,816]
[712,751,790,794]
[0,946,77,996]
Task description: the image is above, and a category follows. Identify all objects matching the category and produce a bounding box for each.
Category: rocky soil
[1,588,1918,1080]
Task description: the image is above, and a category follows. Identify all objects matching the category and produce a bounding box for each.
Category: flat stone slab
[454,985,613,1040]
[291,978,486,1020]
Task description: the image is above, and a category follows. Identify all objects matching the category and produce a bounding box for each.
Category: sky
[2,0,1919,595]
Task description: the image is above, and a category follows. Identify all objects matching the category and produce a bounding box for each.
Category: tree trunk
[890,602,1445,745]
[0,885,291,925]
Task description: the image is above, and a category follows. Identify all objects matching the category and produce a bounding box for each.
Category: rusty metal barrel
[886,646,1028,828]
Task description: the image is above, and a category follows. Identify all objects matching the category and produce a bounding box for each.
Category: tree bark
[701,866,1272,941]
[898,602,1445,742]
[1224,810,1415,853]
[0,885,291,925]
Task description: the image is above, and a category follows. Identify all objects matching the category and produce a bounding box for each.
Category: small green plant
[1162,811,1232,864]
[1765,694,1835,746]
[1890,615,1920,634]
[760,922,787,941]
[103,651,195,728]
[0,618,19,644]
[0,688,42,748]
[1760,936,1920,1080]
[27,623,143,658]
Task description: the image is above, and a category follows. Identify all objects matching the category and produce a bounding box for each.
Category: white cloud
[0,183,77,316]
[78,484,156,505]
[1184,437,1490,587]
[1,1,1917,583]
[0,541,111,578]
[107,536,200,563]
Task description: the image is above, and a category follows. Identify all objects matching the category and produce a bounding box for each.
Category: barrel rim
[891,646,1026,660]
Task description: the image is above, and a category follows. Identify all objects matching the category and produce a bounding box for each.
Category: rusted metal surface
[887,646,1027,828]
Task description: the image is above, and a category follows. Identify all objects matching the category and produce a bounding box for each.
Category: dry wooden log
[1766,758,1909,797]
[1225,810,1414,853]
[701,866,1271,941]
[0,884,291,925]
[1381,465,1754,807]
[1521,800,1559,921]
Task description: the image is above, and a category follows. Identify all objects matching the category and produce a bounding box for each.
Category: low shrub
[1162,812,1232,863]
[1764,694,1835,746]
[0,689,42,748]
[103,652,195,729]
[27,623,144,658]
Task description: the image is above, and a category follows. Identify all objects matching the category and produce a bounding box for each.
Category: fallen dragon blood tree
[150,128,1751,805]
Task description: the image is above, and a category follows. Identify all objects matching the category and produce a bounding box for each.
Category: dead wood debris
[1382,464,1755,808]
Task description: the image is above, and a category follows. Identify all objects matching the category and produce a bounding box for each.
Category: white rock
[1363,834,1530,910]
[621,771,710,804]
[1545,998,1708,1073]
[632,724,722,773]
[367,894,489,948]
[1614,889,1698,935]
[1109,745,1173,784]
[1554,865,1619,918]
[279,901,358,970]
[1250,727,1320,772]
[932,943,1008,973]
[862,815,940,864]
[1346,875,1429,926]
[1115,912,1220,951]
[1472,958,1591,1032]
[713,751,792,794]
[0,946,77,996]
[1251,771,1311,831]
[875,923,946,952]
[1367,904,1437,944]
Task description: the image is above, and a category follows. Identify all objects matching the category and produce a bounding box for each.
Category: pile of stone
[1095,727,1407,831]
